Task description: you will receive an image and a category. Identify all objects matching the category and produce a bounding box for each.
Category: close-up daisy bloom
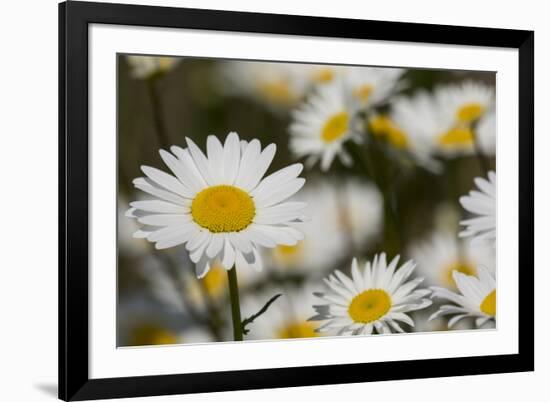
[409,231,495,289]
[430,266,496,328]
[289,80,362,171]
[126,132,307,278]
[459,171,496,246]
[126,55,180,79]
[344,66,406,109]
[310,254,432,335]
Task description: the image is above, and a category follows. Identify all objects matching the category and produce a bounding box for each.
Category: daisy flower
[126,132,307,278]
[432,81,495,156]
[344,66,406,109]
[242,283,323,340]
[430,266,496,328]
[118,198,149,256]
[310,254,432,335]
[289,80,362,171]
[126,55,180,79]
[476,110,496,156]
[265,182,347,275]
[408,230,495,289]
[302,64,346,85]
[338,179,384,249]
[265,179,382,275]
[459,171,496,246]
[368,91,441,170]
[219,61,307,108]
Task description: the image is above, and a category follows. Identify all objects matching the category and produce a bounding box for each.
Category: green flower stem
[227,267,243,341]
[348,140,402,257]
[147,75,172,150]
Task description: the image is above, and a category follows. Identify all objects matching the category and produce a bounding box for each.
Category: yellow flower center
[277,321,318,339]
[353,84,374,103]
[348,289,392,324]
[191,185,255,233]
[321,111,350,143]
[457,102,485,123]
[480,289,496,316]
[369,115,409,149]
[313,68,335,83]
[437,127,474,148]
[258,80,295,104]
[443,261,477,288]
[272,242,304,266]
[128,324,178,346]
[203,263,228,298]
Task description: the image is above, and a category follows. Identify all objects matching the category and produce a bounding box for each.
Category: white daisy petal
[126,132,306,278]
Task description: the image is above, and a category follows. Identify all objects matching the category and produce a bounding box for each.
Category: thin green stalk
[471,123,489,174]
[147,76,171,150]
[227,267,243,341]
[347,140,402,256]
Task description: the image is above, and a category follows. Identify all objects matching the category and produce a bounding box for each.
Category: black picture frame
[59,1,534,400]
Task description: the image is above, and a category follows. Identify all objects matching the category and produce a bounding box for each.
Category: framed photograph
[59,1,534,400]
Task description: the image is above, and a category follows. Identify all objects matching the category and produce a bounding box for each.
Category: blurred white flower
[265,182,347,275]
[409,230,495,289]
[126,55,180,79]
[372,81,495,165]
[118,198,149,256]
[476,110,496,156]
[432,81,494,156]
[289,80,362,171]
[369,92,441,170]
[242,283,322,340]
[459,171,496,246]
[219,61,306,108]
[117,296,206,346]
[430,266,496,328]
[265,179,382,276]
[339,179,384,249]
[311,254,432,335]
[126,132,306,278]
[300,64,346,86]
[344,67,406,109]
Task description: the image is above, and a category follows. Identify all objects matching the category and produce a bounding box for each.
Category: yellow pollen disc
[258,80,295,104]
[191,185,255,233]
[348,289,392,324]
[277,321,318,339]
[369,115,409,149]
[480,289,496,316]
[321,111,350,143]
[443,261,477,288]
[438,127,474,148]
[203,263,228,298]
[128,325,178,346]
[456,102,485,123]
[353,84,374,103]
[313,68,335,83]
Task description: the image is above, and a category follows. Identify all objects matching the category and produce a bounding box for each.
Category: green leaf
[241,293,283,335]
